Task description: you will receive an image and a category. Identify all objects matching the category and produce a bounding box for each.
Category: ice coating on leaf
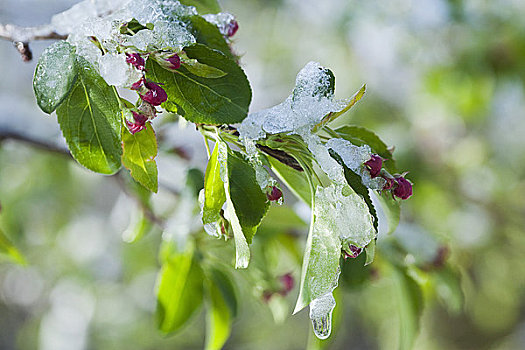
[326,138,371,172]
[303,133,346,184]
[51,1,98,35]
[122,0,197,25]
[33,41,77,113]
[359,168,387,190]
[327,138,387,189]
[55,0,196,87]
[309,292,336,340]
[203,12,236,36]
[239,62,345,140]
[294,185,342,315]
[98,53,142,87]
[315,184,376,247]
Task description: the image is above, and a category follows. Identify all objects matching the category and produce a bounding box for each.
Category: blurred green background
[1,0,525,349]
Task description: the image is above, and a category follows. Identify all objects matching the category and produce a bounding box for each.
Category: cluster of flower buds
[124,52,175,134]
[364,154,413,200]
[262,272,295,302]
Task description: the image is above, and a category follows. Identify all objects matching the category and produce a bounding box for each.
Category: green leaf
[313,85,365,132]
[182,60,227,78]
[375,191,401,234]
[56,57,122,174]
[146,44,251,124]
[183,15,234,59]
[122,123,158,193]
[179,0,221,14]
[202,144,226,225]
[0,229,26,265]
[392,266,424,350]
[335,125,397,173]
[205,268,237,350]
[217,142,269,268]
[156,243,204,334]
[33,40,77,114]
[224,149,269,244]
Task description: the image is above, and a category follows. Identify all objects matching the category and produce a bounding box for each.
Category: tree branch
[0,23,67,62]
[0,127,70,156]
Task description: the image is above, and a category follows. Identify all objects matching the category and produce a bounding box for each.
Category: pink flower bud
[266,186,283,202]
[140,81,167,106]
[365,154,383,178]
[393,176,413,200]
[126,53,145,71]
[226,20,239,37]
[166,54,181,70]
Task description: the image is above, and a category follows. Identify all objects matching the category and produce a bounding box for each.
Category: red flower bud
[365,154,383,178]
[227,20,239,37]
[166,54,181,70]
[126,53,145,71]
[393,176,413,200]
[266,186,283,202]
[140,81,167,106]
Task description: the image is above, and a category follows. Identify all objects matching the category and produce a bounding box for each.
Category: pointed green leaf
[205,268,237,350]
[179,0,221,14]
[335,125,397,173]
[183,61,227,78]
[313,85,365,132]
[0,229,26,265]
[146,44,251,124]
[202,144,226,225]
[217,142,269,268]
[183,15,234,59]
[56,57,122,174]
[33,40,77,114]
[156,243,204,334]
[122,123,158,193]
[224,149,269,244]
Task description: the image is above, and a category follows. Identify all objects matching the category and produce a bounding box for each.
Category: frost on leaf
[239,62,345,140]
[54,0,197,87]
[295,184,376,338]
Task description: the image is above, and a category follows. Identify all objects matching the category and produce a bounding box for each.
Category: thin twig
[0,23,67,62]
